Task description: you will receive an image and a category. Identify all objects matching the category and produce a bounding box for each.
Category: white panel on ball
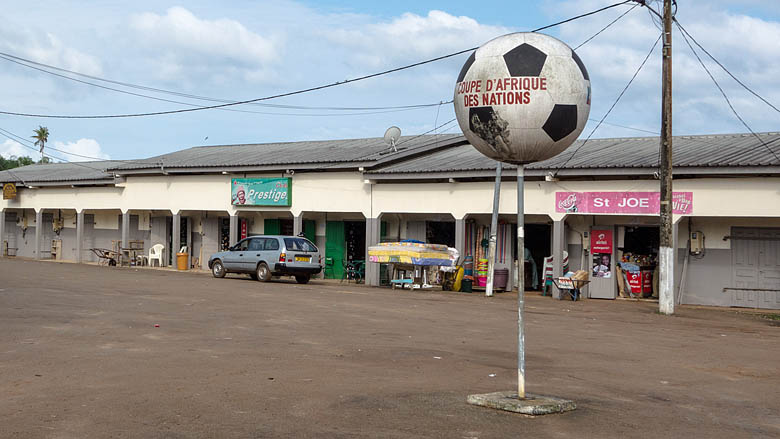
[454,32,591,164]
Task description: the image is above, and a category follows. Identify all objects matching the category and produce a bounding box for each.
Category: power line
[575,1,640,50]
[553,32,663,175]
[673,20,780,115]
[0,128,112,171]
[395,118,458,147]
[0,51,450,112]
[0,1,632,120]
[674,21,780,163]
[0,53,451,117]
[588,119,659,135]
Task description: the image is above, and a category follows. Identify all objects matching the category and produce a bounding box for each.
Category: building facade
[2,132,779,309]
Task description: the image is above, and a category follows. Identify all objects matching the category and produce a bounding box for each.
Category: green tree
[0,155,48,170]
[31,126,49,155]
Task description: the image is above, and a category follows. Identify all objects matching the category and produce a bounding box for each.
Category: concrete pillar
[186,216,192,269]
[0,210,5,257]
[35,209,43,259]
[121,211,130,250]
[76,210,84,263]
[314,219,326,279]
[455,217,466,260]
[172,213,181,259]
[201,216,219,270]
[293,214,303,236]
[365,217,381,286]
[552,218,566,300]
[229,214,238,247]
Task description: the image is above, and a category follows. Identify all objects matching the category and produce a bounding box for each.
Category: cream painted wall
[679,216,780,250]
[91,212,119,230]
[3,174,780,221]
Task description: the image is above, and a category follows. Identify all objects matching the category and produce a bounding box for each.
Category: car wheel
[212,260,226,278]
[256,262,271,282]
[295,275,310,284]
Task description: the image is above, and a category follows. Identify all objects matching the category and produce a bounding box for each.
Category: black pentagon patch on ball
[503,43,547,77]
[457,51,476,83]
[571,49,589,81]
[542,104,578,142]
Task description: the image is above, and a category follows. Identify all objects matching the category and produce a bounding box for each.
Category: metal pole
[659,0,674,315]
[516,164,525,399]
[486,162,502,297]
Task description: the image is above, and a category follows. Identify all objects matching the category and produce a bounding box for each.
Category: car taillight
[318,255,322,264]
[279,252,286,262]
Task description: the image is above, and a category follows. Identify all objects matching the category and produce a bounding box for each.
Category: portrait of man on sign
[232,185,247,205]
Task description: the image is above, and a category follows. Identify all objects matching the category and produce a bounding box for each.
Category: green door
[264,219,280,235]
[325,221,345,279]
[304,220,316,243]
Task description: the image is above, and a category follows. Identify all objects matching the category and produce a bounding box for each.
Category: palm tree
[31,126,49,158]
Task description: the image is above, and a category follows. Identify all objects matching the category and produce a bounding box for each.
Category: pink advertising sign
[556,191,693,215]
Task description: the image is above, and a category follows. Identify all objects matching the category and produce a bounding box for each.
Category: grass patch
[761,313,780,321]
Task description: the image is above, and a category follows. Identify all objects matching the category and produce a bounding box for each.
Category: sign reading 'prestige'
[231,178,291,207]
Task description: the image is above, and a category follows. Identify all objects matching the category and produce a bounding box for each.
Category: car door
[245,238,265,272]
[263,237,281,269]
[223,239,248,271]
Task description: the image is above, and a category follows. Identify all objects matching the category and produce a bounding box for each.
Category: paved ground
[0,258,778,438]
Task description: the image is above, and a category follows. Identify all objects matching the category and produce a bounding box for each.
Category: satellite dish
[383,126,401,152]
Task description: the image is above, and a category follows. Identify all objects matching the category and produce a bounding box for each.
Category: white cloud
[130,7,278,82]
[552,0,780,136]
[0,28,102,76]
[0,139,28,159]
[51,138,110,162]
[325,10,510,68]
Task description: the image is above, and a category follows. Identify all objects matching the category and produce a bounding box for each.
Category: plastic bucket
[176,252,188,270]
[461,278,473,293]
[477,275,487,287]
[494,268,509,290]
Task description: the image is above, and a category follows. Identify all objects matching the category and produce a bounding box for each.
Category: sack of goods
[571,270,589,281]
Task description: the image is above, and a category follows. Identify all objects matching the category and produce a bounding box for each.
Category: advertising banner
[231,178,291,207]
[591,229,613,279]
[3,182,17,200]
[556,191,693,215]
[590,229,613,254]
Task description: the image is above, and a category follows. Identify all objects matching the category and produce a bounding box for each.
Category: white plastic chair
[149,243,165,267]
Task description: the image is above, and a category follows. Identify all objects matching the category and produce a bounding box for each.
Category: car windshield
[284,238,317,252]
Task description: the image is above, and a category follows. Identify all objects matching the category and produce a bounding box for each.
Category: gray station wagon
[208,235,322,284]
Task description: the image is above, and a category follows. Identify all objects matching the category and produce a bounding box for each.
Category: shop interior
[617,225,659,298]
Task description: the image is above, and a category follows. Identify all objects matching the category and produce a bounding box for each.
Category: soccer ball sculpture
[454,33,591,164]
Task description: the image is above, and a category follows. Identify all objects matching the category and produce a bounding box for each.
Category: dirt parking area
[0,258,778,438]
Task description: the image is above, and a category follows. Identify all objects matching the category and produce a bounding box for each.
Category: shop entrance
[323,220,366,279]
[523,223,550,291]
[426,221,455,247]
[618,226,659,298]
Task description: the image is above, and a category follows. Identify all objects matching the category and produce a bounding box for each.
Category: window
[265,238,280,251]
[284,237,317,252]
[233,240,249,251]
[248,239,264,251]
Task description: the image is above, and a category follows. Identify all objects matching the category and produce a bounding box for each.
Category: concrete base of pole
[467,391,575,416]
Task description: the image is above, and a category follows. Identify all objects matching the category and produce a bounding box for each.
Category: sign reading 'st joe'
[231,178,291,207]
[3,182,17,200]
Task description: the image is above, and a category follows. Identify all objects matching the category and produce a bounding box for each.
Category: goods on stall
[476,258,488,287]
[368,242,453,266]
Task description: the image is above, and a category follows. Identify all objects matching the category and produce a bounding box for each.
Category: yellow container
[176,252,188,270]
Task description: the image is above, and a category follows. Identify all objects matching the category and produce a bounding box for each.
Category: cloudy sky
[1,0,778,162]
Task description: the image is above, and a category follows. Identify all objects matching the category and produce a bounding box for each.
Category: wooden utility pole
[658,0,674,315]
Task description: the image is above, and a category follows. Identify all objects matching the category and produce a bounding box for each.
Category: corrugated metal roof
[107,134,464,171]
[368,132,780,174]
[0,160,121,184]
[3,132,778,185]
